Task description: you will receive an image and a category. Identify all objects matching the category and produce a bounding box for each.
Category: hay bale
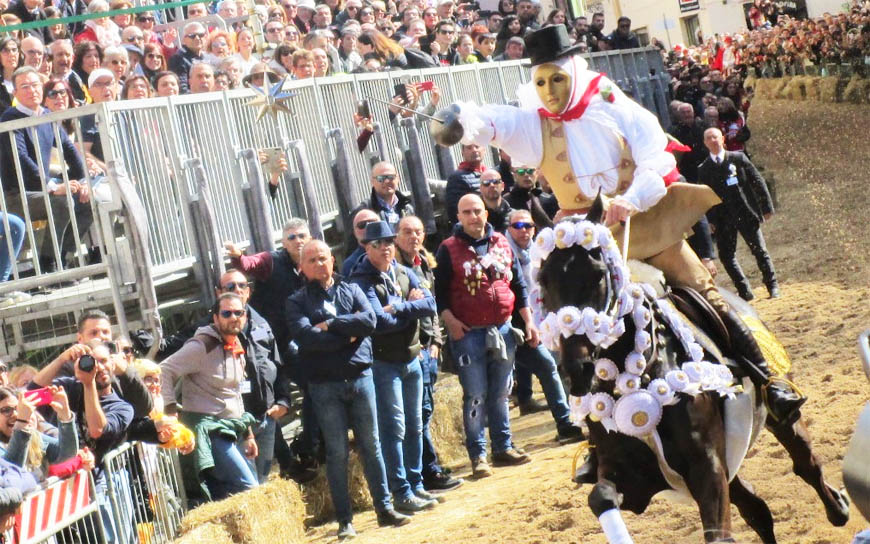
[819,77,841,102]
[785,76,808,100]
[174,522,234,544]
[178,479,306,544]
[430,375,467,468]
[743,75,757,93]
[303,449,371,524]
[754,78,773,99]
[804,76,822,100]
[842,75,870,104]
[774,76,793,99]
[300,374,467,526]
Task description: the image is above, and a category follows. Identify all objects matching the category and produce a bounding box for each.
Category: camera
[78,354,96,373]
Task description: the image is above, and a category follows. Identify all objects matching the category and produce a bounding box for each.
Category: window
[634,26,649,46]
[681,14,700,46]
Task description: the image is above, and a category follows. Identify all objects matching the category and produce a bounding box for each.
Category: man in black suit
[698,127,779,301]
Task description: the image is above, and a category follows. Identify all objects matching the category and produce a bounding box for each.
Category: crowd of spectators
[663,1,870,78]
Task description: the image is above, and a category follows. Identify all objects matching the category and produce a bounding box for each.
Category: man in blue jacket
[0,66,92,272]
[287,239,410,540]
[350,221,441,514]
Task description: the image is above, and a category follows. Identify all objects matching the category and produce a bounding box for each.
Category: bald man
[433,194,537,478]
[350,161,415,236]
[287,240,410,538]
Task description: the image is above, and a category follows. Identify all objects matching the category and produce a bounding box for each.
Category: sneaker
[518,398,548,416]
[394,494,436,513]
[337,522,356,540]
[376,508,412,527]
[556,424,585,444]
[423,472,463,491]
[492,448,531,467]
[414,488,445,503]
[471,456,493,479]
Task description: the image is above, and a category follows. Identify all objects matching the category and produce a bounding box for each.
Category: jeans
[450,322,517,460]
[372,358,424,499]
[309,370,392,523]
[203,434,259,500]
[514,343,572,428]
[248,415,276,483]
[0,213,24,282]
[95,468,134,544]
[419,350,443,478]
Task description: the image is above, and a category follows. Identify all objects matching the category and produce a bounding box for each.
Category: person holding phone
[0,385,79,479]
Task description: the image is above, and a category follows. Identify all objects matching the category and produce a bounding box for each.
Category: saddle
[668,286,730,351]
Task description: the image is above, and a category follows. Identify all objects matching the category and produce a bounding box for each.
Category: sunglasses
[375,174,396,183]
[222,281,249,291]
[0,406,15,417]
[480,178,502,186]
[286,232,308,241]
[121,346,134,355]
[510,221,534,230]
[369,239,394,249]
[515,168,536,175]
[355,220,376,230]
[186,32,207,39]
[219,309,245,318]
[46,88,68,98]
[126,36,143,42]
[136,16,154,22]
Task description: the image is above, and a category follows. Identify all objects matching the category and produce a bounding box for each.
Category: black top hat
[524,25,584,66]
[361,221,396,244]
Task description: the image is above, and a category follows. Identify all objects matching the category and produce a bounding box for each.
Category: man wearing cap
[434,25,804,426]
[287,239,410,539]
[168,22,206,93]
[434,194,536,478]
[350,221,441,513]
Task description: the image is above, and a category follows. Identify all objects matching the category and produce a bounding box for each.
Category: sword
[364,96,443,122]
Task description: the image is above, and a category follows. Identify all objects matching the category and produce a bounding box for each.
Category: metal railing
[0,48,668,357]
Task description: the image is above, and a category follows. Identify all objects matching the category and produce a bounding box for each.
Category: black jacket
[485,198,512,234]
[397,248,442,349]
[668,119,707,182]
[350,257,436,364]
[248,248,305,353]
[445,166,481,228]
[347,187,415,251]
[698,151,773,226]
[286,279,376,383]
[167,46,203,94]
[504,185,559,225]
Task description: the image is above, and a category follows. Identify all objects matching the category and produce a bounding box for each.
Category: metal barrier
[0,49,667,357]
[101,442,187,544]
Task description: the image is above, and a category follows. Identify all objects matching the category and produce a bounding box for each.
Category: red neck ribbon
[537,73,604,123]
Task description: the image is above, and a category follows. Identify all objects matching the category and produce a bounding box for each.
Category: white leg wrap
[598,508,634,544]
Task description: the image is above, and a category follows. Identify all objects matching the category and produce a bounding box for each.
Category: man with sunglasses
[350,221,440,514]
[431,20,457,65]
[168,22,206,93]
[504,209,583,441]
[479,169,511,233]
[288,240,411,538]
[341,208,380,278]
[504,164,558,225]
[161,293,260,501]
[352,161,415,240]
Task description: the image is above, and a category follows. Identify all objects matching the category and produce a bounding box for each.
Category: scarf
[457,161,486,174]
[223,337,245,356]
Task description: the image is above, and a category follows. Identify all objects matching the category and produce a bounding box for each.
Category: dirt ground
[304,99,870,544]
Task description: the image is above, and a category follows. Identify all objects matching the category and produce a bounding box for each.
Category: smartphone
[418,81,434,92]
[25,387,53,407]
[106,341,118,354]
[78,354,96,373]
[393,83,408,103]
[261,147,285,180]
[356,99,371,119]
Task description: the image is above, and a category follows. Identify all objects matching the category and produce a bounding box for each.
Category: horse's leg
[767,416,850,526]
[729,476,776,543]
[588,479,634,544]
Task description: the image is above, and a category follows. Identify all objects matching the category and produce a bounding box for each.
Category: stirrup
[761,376,807,425]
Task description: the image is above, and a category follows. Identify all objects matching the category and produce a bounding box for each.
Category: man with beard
[161,293,260,501]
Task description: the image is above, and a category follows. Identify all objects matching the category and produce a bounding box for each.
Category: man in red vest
[434,194,539,478]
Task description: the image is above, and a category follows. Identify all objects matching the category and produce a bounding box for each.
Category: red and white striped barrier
[13,470,97,544]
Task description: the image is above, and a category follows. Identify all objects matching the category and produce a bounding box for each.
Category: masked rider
[432,25,804,428]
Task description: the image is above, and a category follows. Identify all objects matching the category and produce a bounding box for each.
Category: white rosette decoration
[596,224,615,250]
[665,369,699,396]
[624,351,647,375]
[569,395,589,424]
[539,313,560,351]
[647,378,678,406]
[616,289,635,317]
[588,392,614,423]
[534,227,556,258]
[554,222,576,249]
[594,358,619,381]
[683,361,714,389]
[628,283,645,302]
[632,304,651,329]
[576,222,599,251]
[615,372,641,396]
[556,306,583,338]
[634,330,652,353]
[687,342,705,363]
[613,391,663,437]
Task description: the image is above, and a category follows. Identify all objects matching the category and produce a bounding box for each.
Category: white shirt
[709,149,726,164]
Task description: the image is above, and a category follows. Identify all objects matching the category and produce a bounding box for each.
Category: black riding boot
[719,309,806,425]
[572,450,598,485]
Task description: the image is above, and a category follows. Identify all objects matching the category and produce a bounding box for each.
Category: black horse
[536,206,850,543]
